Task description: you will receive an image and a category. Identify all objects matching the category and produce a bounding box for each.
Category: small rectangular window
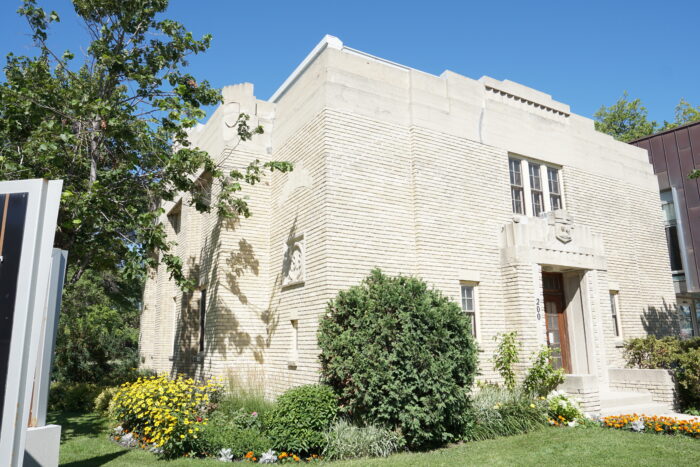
[529,163,544,216]
[289,319,299,368]
[195,172,213,209]
[199,289,207,352]
[461,285,476,338]
[610,292,620,338]
[168,202,182,234]
[509,159,524,214]
[548,167,562,210]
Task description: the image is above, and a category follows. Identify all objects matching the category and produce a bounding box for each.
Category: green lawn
[51,412,700,466]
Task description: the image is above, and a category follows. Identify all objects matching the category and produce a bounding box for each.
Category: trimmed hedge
[318,269,478,449]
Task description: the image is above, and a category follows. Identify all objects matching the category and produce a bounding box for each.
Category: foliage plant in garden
[111,375,222,458]
[464,386,548,441]
[546,391,584,427]
[622,336,700,411]
[522,346,565,397]
[318,269,478,449]
[322,419,405,461]
[201,408,272,461]
[493,331,520,391]
[265,384,338,455]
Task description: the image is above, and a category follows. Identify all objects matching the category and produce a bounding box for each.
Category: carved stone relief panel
[548,209,574,244]
[282,234,305,288]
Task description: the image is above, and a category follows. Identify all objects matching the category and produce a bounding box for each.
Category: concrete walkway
[599,390,699,420]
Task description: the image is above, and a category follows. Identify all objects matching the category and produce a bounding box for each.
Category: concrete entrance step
[599,390,653,409]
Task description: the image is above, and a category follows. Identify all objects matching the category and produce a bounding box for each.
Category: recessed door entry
[542,272,572,374]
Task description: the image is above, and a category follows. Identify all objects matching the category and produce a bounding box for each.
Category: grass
[221,368,275,416]
[51,412,700,466]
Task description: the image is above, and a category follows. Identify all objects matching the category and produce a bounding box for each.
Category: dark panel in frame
[0,192,29,435]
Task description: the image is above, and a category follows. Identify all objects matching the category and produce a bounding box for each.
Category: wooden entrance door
[542,272,572,373]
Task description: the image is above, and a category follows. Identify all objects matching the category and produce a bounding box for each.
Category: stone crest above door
[501,209,606,270]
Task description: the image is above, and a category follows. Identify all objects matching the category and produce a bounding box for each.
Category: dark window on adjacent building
[660,190,683,272]
[199,289,206,353]
[666,225,684,272]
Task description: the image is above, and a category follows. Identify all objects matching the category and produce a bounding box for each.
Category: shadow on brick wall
[641,298,681,337]
[169,212,291,379]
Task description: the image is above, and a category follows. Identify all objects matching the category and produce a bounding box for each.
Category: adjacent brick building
[139,36,679,412]
[631,122,700,338]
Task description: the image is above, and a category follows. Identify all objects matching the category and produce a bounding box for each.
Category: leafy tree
[593,92,658,142]
[662,98,700,131]
[595,93,700,178]
[53,267,141,383]
[0,0,292,290]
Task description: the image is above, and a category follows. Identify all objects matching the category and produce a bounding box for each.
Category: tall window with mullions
[461,284,476,338]
[529,162,544,216]
[509,158,524,214]
[548,167,562,210]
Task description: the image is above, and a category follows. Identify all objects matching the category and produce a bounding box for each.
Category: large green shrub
[93,386,119,415]
[623,336,681,369]
[322,419,405,461]
[318,269,478,449]
[463,386,547,441]
[48,382,102,412]
[677,348,700,409]
[265,384,337,454]
[622,336,700,411]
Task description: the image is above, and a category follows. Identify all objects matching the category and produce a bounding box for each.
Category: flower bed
[602,414,700,438]
[111,375,223,458]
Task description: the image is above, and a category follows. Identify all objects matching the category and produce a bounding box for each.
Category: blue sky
[1,0,698,124]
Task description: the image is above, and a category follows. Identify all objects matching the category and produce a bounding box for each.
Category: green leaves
[266,385,337,454]
[594,92,657,143]
[493,331,520,391]
[2,0,292,289]
[595,93,700,142]
[318,269,478,450]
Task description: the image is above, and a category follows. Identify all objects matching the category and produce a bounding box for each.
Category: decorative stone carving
[221,102,241,141]
[501,209,606,271]
[548,209,574,244]
[282,234,305,287]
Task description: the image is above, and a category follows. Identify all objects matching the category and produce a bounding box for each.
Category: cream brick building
[139,36,680,412]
